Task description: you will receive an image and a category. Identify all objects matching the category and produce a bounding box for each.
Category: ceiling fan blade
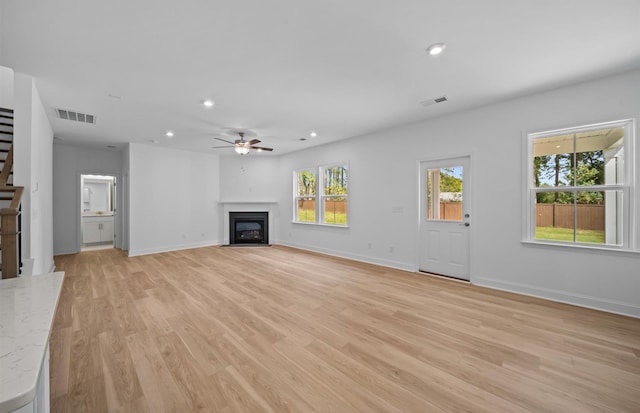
[215,137,236,145]
[248,139,261,145]
[211,145,234,149]
[251,146,274,151]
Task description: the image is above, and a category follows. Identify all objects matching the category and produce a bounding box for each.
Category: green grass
[535,226,605,244]
[323,212,347,225]
[297,209,316,223]
[297,210,347,225]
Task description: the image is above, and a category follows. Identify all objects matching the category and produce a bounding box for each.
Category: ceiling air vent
[55,109,96,124]
[420,96,448,107]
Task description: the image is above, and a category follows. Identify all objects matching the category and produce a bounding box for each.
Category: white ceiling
[1,0,639,155]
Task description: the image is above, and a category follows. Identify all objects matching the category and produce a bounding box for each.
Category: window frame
[320,162,349,226]
[292,162,349,227]
[523,119,636,251]
[293,168,317,224]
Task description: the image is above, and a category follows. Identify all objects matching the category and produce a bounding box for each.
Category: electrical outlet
[389,246,394,253]
[367,243,372,249]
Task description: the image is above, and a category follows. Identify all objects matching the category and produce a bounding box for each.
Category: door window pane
[427,166,463,221]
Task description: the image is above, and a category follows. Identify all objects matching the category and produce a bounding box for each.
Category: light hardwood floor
[50,245,640,412]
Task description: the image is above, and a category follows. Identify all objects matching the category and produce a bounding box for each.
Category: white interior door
[419,156,470,280]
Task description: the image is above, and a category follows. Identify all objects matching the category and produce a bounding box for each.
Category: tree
[440,168,462,193]
[325,166,347,195]
[534,150,605,205]
[298,171,316,196]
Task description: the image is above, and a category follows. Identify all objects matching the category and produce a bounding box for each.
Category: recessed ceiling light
[310,131,317,138]
[555,145,561,148]
[426,43,446,56]
[203,99,214,108]
[166,131,174,138]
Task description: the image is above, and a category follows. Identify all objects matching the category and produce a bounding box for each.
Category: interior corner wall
[128,143,220,256]
[122,144,130,251]
[13,73,54,275]
[52,143,124,255]
[277,69,640,317]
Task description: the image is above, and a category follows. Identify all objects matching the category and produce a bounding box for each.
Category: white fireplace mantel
[220,202,278,245]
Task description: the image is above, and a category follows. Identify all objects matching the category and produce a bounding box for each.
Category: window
[293,163,349,226]
[295,169,316,223]
[526,120,634,249]
[322,165,348,225]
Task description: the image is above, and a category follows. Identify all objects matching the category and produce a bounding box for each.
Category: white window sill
[521,240,640,256]
[292,221,349,228]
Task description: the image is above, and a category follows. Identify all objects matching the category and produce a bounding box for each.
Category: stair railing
[1,187,23,278]
[0,107,23,279]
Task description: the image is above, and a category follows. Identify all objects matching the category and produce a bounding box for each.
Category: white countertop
[82,212,114,217]
[0,272,65,413]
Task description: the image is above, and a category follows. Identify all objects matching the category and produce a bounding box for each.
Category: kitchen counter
[0,272,65,413]
[82,212,113,217]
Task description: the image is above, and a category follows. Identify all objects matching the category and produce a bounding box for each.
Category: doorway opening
[80,174,116,251]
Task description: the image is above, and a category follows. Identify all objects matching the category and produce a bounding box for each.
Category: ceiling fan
[212,131,274,155]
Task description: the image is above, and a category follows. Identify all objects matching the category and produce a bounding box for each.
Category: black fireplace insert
[229,211,269,245]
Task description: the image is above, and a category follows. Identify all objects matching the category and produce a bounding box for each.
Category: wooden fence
[297,199,347,214]
[427,202,463,221]
[536,203,604,230]
[298,200,604,231]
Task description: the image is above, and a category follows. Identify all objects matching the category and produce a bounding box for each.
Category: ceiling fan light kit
[213,131,274,155]
[234,145,250,155]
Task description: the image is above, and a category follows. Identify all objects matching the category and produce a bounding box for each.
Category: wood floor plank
[98,329,144,408]
[50,246,640,412]
[126,330,191,413]
[49,326,72,399]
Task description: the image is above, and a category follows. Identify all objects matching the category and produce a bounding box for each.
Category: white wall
[0,66,13,108]
[13,74,54,275]
[128,143,220,256]
[278,133,417,270]
[219,155,280,202]
[52,144,124,255]
[277,69,640,317]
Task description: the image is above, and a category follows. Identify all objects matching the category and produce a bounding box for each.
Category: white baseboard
[128,240,220,257]
[278,240,415,272]
[474,276,640,318]
[53,248,80,256]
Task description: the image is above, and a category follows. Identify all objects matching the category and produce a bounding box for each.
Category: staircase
[0,107,23,279]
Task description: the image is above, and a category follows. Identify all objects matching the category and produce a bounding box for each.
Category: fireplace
[229,211,269,245]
